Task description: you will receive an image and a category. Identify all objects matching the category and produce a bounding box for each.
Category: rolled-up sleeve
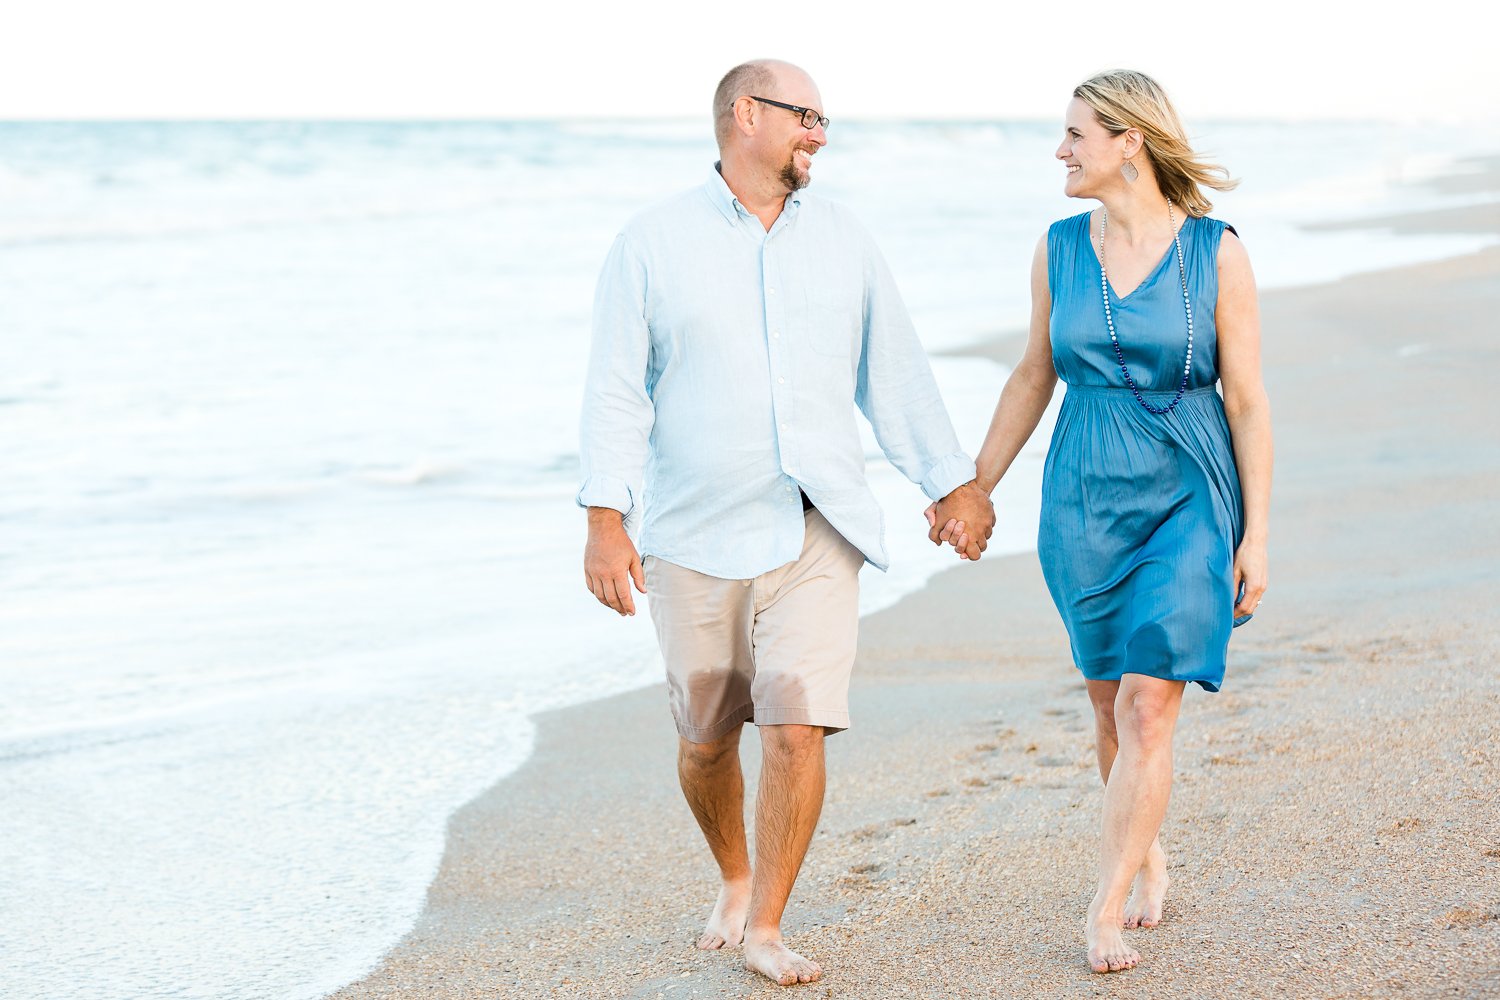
[854,239,976,502]
[577,234,654,528]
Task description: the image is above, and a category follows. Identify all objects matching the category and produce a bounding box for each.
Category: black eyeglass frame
[745,96,829,131]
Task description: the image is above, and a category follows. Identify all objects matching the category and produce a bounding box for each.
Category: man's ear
[732,96,757,138]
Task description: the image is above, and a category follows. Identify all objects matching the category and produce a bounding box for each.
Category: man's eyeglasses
[747,96,829,131]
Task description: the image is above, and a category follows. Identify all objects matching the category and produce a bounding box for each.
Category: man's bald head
[713,60,813,149]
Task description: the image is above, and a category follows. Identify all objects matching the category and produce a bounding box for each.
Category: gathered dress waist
[1063,383,1219,402]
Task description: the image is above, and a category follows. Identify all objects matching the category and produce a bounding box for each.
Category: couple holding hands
[578,59,1272,985]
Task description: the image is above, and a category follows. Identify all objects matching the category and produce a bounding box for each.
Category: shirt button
[777,377,785,384]
[768,287,777,294]
[780,423,788,430]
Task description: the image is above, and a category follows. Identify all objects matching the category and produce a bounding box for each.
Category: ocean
[1,118,1494,999]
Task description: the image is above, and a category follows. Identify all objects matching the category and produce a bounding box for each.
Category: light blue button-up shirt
[577,165,976,579]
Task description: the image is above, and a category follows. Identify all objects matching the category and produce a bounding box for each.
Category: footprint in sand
[1442,906,1498,929]
[839,864,880,889]
[847,817,918,841]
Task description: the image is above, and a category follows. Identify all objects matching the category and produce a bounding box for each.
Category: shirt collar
[705,161,802,225]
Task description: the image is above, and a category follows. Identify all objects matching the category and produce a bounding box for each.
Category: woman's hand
[924,502,970,560]
[1232,540,1268,619]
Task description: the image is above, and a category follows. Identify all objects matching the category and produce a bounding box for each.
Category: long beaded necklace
[1098,198,1193,415]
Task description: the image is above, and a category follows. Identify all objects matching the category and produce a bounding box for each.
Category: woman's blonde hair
[1073,69,1237,217]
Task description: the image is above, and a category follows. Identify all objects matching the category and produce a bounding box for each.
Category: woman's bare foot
[1086,895,1140,974]
[1124,842,1170,929]
[697,878,752,950]
[743,931,821,986]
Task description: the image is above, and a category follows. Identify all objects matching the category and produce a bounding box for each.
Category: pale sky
[2,0,1494,124]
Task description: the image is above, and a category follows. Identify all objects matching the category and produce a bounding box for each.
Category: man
[577,59,994,987]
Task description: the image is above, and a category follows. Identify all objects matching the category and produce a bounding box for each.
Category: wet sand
[333,174,1500,999]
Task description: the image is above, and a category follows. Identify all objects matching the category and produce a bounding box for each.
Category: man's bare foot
[1124,843,1170,929]
[1086,896,1140,974]
[743,932,821,986]
[697,878,752,950]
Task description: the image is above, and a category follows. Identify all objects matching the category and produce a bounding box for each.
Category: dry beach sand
[334,160,1500,999]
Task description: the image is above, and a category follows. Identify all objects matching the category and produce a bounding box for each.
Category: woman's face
[1055,97,1125,199]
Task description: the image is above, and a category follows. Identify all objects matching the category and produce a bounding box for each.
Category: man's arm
[853,237,995,560]
[578,234,654,615]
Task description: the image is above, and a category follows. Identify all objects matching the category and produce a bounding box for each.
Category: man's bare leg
[743,724,825,986]
[678,729,753,949]
[1085,676,1185,973]
[1087,680,1170,930]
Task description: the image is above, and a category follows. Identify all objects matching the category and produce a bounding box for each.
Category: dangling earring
[1121,158,1139,183]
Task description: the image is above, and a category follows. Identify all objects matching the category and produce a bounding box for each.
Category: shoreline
[333,196,1500,997]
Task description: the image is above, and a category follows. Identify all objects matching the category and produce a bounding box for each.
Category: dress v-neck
[1091,214,1190,303]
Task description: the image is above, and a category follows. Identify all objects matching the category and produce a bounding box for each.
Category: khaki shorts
[643,509,864,742]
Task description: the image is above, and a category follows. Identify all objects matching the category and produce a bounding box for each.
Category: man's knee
[679,728,742,768]
[760,723,825,760]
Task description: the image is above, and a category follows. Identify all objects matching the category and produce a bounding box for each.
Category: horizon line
[0,113,1417,127]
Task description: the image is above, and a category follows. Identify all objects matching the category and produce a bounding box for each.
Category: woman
[935,70,1272,973]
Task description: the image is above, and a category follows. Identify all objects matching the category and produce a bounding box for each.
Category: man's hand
[924,481,995,561]
[584,507,647,615]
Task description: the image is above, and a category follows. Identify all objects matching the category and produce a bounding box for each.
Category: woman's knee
[1087,682,1120,739]
[1115,686,1181,749]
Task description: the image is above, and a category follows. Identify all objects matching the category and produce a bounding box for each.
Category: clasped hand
[924,480,996,561]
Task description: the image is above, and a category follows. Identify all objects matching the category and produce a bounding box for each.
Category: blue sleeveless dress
[1038,211,1244,692]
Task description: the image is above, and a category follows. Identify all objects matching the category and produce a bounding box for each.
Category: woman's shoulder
[1186,215,1244,269]
[1192,214,1238,239]
[1188,215,1253,281]
[1042,211,1093,290]
[1048,210,1094,239]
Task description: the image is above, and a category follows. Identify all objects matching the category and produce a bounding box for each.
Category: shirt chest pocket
[801,292,862,360]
